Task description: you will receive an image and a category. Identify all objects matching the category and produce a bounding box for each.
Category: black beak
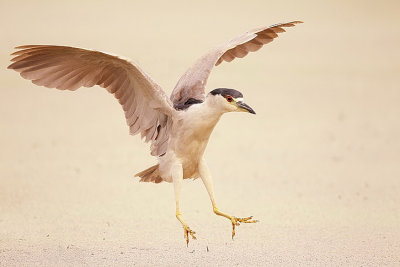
[237,101,256,114]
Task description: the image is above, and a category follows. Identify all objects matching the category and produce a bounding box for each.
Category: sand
[1,0,399,265]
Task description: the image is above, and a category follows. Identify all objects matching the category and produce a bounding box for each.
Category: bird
[8,21,302,245]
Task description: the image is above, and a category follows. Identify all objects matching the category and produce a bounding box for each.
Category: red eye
[226,96,233,102]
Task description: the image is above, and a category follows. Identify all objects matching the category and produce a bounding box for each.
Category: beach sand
[1,0,399,265]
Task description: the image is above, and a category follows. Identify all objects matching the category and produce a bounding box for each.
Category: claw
[213,207,258,239]
[183,225,196,246]
[230,216,258,239]
[176,212,197,246]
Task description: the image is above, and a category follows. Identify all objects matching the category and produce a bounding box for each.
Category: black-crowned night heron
[8,21,302,245]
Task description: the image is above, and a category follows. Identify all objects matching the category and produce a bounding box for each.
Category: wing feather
[8,45,175,156]
[170,21,303,107]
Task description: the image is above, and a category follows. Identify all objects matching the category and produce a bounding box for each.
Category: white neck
[202,94,228,117]
[181,95,225,134]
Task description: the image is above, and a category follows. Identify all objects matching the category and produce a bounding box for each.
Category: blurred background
[0,0,399,265]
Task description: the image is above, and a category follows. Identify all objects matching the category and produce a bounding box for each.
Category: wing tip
[10,45,58,56]
[14,44,51,49]
[7,60,20,70]
[15,45,33,49]
[10,45,36,56]
[270,20,304,28]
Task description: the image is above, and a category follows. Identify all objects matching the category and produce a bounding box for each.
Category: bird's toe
[183,225,197,246]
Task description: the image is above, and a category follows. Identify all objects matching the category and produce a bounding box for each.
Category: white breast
[158,100,223,181]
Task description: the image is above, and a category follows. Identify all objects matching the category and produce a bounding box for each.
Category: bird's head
[207,88,256,114]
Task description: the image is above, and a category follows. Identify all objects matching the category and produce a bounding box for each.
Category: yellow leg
[199,159,258,239]
[172,163,196,245]
[213,205,258,239]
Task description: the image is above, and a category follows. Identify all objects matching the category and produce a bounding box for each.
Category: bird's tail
[134,164,163,184]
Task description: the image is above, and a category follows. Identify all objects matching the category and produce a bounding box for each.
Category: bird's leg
[172,163,196,245]
[198,159,258,239]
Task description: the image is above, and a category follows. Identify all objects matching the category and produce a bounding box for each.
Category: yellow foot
[183,225,197,246]
[176,212,197,246]
[213,207,258,239]
[230,216,258,239]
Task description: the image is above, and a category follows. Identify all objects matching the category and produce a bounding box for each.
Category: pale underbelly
[159,138,208,181]
[178,141,206,179]
[159,115,216,181]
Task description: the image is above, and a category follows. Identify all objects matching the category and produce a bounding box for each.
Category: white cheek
[226,102,237,111]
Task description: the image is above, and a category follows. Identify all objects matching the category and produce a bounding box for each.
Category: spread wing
[8,45,176,156]
[170,21,303,107]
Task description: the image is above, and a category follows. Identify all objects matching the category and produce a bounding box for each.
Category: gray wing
[170,21,303,107]
[8,45,175,156]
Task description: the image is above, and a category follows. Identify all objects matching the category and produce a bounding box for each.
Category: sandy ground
[1,0,400,266]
